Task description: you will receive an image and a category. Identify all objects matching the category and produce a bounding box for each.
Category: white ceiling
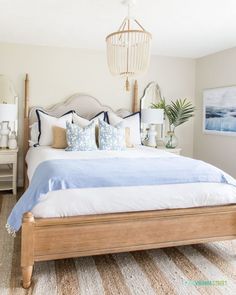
[0,0,236,58]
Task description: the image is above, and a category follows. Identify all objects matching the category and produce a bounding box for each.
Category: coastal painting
[203,86,236,135]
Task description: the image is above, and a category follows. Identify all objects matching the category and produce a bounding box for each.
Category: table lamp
[141,108,164,147]
[0,75,17,104]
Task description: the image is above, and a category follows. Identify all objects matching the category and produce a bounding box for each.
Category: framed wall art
[203,86,236,136]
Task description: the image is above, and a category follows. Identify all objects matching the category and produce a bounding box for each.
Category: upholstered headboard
[29,93,131,125]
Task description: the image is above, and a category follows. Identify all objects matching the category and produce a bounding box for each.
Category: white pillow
[29,122,39,147]
[107,111,141,145]
[36,110,73,146]
[73,112,105,126]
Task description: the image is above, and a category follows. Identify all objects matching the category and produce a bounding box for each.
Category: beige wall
[0,42,195,185]
[194,47,236,178]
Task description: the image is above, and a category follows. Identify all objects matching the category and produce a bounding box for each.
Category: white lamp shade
[141,108,164,124]
[0,104,17,121]
[0,75,17,104]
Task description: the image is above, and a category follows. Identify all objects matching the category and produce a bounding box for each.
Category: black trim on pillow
[107,111,141,124]
[104,112,109,123]
[106,111,141,124]
[72,111,106,124]
[123,111,140,119]
[36,109,74,145]
[91,111,106,121]
[106,111,110,124]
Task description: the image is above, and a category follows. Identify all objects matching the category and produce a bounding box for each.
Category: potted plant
[152,98,195,148]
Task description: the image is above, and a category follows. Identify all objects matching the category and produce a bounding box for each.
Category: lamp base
[146,124,157,147]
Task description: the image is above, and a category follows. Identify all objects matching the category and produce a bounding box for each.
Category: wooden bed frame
[21,74,236,288]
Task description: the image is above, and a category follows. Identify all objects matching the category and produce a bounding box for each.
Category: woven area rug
[0,194,236,295]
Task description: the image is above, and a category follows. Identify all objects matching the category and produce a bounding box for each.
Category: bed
[10,75,236,288]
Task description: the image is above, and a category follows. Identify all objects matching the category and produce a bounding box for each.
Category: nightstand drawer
[0,153,17,164]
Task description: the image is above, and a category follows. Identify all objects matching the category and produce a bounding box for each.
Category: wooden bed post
[21,212,35,288]
[132,80,139,112]
[23,74,29,190]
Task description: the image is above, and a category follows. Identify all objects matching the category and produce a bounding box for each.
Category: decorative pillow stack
[32,110,106,149]
[31,109,140,151]
[98,119,126,151]
[66,121,97,151]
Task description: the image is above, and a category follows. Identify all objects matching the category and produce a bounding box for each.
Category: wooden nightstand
[156,147,182,155]
[0,148,18,195]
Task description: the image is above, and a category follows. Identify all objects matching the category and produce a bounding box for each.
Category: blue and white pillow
[98,119,126,151]
[66,121,97,151]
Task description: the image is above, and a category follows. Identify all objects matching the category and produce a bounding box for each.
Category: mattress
[26,146,236,218]
[26,145,177,181]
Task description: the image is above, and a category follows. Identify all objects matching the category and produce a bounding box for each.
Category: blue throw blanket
[6,157,236,235]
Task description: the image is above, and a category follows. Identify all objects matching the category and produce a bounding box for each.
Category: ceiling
[0,0,236,58]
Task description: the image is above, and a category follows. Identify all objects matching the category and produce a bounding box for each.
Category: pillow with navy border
[36,110,73,146]
[106,111,141,145]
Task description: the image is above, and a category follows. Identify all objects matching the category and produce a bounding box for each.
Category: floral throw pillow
[66,121,97,151]
[98,119,126,151]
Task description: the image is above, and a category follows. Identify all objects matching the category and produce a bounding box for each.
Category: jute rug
[0,194,236,295]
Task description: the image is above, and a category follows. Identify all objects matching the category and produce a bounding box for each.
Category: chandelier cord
[126,2,131,90]
[127,2,131,19]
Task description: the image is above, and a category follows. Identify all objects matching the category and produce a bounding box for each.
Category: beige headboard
[29,93,131,125]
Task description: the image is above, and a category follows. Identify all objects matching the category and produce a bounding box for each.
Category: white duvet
[26,146,236,218]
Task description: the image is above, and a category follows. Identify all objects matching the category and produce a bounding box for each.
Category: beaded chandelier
[106,0,152,91]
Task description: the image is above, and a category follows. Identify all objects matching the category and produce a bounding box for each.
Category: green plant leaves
[151,98,195,130]
[151,98,166,110]
[167,98,195,128]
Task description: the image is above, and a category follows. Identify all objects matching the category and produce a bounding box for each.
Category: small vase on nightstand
[0,121,10,148]
[164,131,178,149]
[8,131,17,150]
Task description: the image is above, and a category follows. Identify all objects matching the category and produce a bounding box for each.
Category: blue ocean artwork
[205,106,236,132]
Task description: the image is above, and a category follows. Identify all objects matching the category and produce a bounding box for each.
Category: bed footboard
[21,205,236,288]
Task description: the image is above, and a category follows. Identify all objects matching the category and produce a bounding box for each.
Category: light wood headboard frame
[23,74,29,189]
[23,75,139,188]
